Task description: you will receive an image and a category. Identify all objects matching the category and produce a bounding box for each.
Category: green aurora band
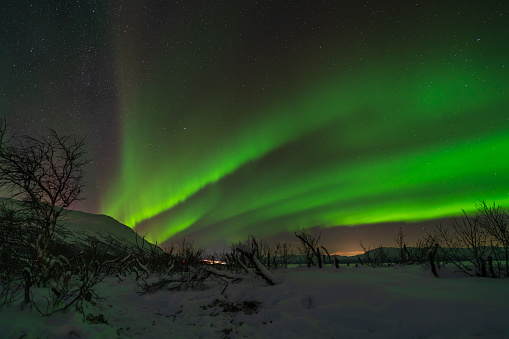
[102,3,509,245]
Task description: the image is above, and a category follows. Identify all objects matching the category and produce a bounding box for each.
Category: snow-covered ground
[2,264,508,338]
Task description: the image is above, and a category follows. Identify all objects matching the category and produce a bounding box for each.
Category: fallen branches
[235,244,280,286]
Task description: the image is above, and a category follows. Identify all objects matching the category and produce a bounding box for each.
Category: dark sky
[1,1,508,252]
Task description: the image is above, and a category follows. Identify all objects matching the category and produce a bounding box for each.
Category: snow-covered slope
[0,198,160,256]
[2,265,508,338]
[58,209,158,255]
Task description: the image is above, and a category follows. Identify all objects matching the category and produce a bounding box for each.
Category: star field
[1,1,508,249]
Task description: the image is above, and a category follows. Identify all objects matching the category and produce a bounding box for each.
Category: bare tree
[295,230,323,268]
[410,234,438,265]
[394,227,410,264]
[247,235,272,267]
[174,238,204,272]
[236,241,280,285]
[274,241,295,268]
[359,241,374,267]
[477,201,509,277]
[433,211,490,277]
[0,120,86,282]
[373,244,390,266]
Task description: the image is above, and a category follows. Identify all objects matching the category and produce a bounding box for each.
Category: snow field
[1,264,509,338]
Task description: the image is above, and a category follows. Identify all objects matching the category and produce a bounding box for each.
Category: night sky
[2,1,508,252]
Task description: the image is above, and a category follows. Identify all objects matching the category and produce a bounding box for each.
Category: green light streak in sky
[105,55,509,244]
[103,4,509,245]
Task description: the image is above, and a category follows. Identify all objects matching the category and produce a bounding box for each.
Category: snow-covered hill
[0,198,160,257]
[57,209,160,256]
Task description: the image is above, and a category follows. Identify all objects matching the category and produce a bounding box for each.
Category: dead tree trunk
[429,250,439,278]
[23,267,31,304]
[488,255,496,278]
[236,245,280,285]
[295,231,323,268]
[316,247,322,269]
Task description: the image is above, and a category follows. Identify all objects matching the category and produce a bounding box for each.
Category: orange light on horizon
[331,250,364,257]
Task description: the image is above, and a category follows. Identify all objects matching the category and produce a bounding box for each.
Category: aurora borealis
[2,1,509,251]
